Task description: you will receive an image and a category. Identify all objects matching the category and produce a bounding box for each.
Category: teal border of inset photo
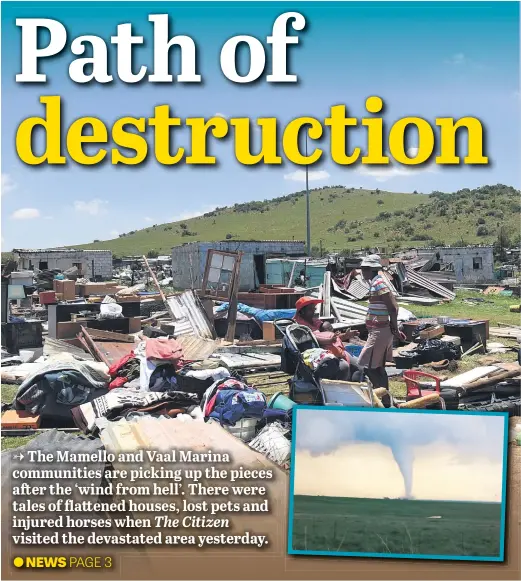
[287,406,509,562]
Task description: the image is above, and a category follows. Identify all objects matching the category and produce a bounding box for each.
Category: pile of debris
[2,248,520,474]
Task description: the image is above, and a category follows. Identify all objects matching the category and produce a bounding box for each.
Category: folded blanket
[14,361,110,414]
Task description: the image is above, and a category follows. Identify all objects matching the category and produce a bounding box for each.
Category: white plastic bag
[99,302,123,319]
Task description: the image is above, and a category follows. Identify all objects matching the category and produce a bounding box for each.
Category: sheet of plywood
[440,366,499,388]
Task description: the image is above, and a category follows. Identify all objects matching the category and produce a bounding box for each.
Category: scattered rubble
[1,246,520,463]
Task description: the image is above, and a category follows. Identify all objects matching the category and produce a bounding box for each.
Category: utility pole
[305,134,311,256]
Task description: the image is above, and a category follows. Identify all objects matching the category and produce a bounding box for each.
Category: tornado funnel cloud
[390,444,413,499]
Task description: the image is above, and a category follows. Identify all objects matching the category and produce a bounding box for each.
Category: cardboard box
[128,317,142,333]
[79,282,121,296]
[53,279,75,300]
[39,291,56,305]
[419,325,445,340]
[1,410,41,430]
[262,322,276,341]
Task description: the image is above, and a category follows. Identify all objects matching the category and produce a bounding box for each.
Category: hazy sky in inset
[294,410,506,502]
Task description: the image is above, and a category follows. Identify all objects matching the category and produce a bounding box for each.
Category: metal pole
[305,134,311,256]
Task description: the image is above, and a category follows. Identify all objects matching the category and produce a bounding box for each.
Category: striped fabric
[365,274,391,329]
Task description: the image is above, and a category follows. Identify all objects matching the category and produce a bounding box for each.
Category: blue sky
[294,409,506,501]
[1,1,520,250]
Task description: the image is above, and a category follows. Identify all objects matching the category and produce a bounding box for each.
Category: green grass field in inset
[291,495,502,557]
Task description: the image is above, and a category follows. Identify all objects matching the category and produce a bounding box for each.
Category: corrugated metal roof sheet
[404,267,456,300]
[175,335,218,360]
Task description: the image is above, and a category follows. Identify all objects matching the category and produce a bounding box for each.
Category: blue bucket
[345,344,363,357]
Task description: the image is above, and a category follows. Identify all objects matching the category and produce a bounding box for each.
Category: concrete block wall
[16,250,113,280]
[85,251,113,279]
[418,247,494,282]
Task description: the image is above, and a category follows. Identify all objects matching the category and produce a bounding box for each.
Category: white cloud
[355,148,437,183]
[11,207,41,220]
[172,205,217,222]
[214,112,227,118]
[144,216,154,223]
[284,169,331,183]
[1,173,17,196]
[445,52,467,66]
[74,199,108,216]
[110,230,119,238]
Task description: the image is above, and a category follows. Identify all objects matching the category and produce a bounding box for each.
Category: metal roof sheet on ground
[175,335,219,360]
[166,290,215,339]
[312,289,368,316]
[212,352,281,369]
[404,267,456,300]
[420,271,457,283]
[405,258,432,270]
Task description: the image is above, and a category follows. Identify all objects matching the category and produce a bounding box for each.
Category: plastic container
[345,344,363,357]
[222,417,258,442]
[268,392,296,411]
[249,423,291,465]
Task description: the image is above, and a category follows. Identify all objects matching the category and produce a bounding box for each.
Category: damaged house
[13,249,113,280]
[400,246,495,283]
[171,240,306,291]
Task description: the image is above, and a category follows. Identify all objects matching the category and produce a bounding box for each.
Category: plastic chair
[403,370,441,399]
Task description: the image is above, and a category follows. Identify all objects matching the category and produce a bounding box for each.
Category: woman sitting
[293,296,363,382]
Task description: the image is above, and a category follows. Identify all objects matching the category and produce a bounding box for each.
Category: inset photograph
[289,407,507,561]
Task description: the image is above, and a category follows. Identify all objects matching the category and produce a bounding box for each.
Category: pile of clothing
[201,377,290,428]
[72,389,201,433]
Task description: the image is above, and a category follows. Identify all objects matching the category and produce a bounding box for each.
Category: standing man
[358,254,400,390]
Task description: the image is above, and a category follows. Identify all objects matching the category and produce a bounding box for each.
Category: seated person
[293,296,363,382]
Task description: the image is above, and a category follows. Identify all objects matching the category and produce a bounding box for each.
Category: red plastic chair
[403,370,441,400]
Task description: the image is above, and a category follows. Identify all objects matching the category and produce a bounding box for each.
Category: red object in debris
[109,376,128,390]
[39,291,57,305]
[145,338,184,363]
[403,370,441,400]
[295,296,324,312]
[108,352,135,377]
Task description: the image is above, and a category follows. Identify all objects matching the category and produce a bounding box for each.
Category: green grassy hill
[59,183,521,257]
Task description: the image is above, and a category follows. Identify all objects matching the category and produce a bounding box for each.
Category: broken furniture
[1,321,43,354]
[47,301,142,340]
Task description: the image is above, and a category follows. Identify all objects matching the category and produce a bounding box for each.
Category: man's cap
[360,254,382,268]
[295,297,324,311]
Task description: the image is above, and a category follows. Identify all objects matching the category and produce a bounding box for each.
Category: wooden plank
[82,327,135,343]
[143,254,177,322]
[225,252,243,343]
[79,326,111,366]
[463,368,521,391]
[322,271,331,318]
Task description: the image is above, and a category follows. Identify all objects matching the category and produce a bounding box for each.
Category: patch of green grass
[291,496,502,557]
[1,384,18,404]
[405,291,521,326]
[1,435,38,451]
[61,184,519,256]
